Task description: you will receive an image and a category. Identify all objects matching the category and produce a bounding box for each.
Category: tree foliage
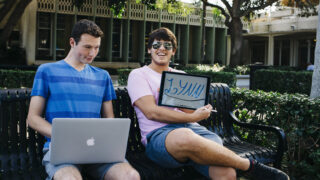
[281,0,319,6]
[281,0,319,16]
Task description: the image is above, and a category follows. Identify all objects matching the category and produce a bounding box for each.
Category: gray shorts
[145,123,223,178]
[42,148,125,180]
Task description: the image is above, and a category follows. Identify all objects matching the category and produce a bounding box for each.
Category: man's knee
[126,168,140,180]
[209,167,236,180]
[166,128,198,151]
[53,166,82,180]
[104,163,140,180]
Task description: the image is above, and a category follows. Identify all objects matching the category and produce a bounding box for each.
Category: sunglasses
[152,41,173,50]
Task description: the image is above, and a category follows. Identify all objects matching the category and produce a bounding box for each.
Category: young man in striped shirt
[27,19,140,180]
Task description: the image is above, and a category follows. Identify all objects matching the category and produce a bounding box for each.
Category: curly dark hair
[147,27,177,51]
[71,19,104,44]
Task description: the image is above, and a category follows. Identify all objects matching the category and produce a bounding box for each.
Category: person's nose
[159,43,166,50]
[89,48,96,56]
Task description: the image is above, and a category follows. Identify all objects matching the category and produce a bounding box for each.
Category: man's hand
[191,104,213,122]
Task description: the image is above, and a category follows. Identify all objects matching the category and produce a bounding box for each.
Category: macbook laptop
[50,118,131,165]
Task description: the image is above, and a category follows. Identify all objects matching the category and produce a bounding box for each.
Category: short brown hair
[147,27,177,51]
[71,19,104,44]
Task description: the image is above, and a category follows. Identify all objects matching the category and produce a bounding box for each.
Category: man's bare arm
[179,108,195,114]
[27,96,52,138]
[101,100,115,118]
[134,95,212,123]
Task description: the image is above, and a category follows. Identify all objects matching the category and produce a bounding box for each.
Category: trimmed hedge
[231,88,320,180]
[183,69,236,87]
[0,67,117,89]
[117,68,236,87]
[117,69,132,86]
[252,69,313,95]
[0,69,36,88]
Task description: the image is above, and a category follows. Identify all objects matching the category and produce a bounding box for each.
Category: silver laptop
[50,118,131,165]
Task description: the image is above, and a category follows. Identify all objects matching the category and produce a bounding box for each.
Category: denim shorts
[42,147,125,180]
[145,123,223,178]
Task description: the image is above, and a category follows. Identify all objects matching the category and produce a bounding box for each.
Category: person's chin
[154,60,169,66]
[85,58,94,64]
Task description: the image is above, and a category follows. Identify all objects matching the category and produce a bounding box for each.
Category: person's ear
[148,48,151,54]
[70,38,76,48]
[172,49,176,56]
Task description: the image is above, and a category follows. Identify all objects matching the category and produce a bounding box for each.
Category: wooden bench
[0,83,287,179]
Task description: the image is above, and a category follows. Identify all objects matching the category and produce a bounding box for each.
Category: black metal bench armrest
[229,111,287,165]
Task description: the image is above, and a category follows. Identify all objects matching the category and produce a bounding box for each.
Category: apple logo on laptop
[86,137,95,146]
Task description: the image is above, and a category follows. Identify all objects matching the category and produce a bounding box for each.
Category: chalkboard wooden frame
[158,71,210,110]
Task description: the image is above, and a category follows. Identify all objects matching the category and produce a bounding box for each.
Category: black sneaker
[246,160,290,180]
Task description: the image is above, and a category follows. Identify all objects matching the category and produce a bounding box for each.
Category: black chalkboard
[158,71,210,110]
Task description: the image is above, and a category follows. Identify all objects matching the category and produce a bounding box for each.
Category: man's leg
[166,128,289,180]
[146,124,236,180]
[103,162,140,180]
[42,148,82,180]
[209,166,236,180]
[166,128,250,170]
[84,161,139,180]
[53,166,82,180]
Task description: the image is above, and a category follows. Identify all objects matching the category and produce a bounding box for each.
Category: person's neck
[64,52,86,71]
[148,63,169,74]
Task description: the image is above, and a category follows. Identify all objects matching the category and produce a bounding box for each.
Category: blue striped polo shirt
[31,60,116,147]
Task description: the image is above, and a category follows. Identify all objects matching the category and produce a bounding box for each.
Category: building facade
[14,0,228,69]
[242,7,317,69]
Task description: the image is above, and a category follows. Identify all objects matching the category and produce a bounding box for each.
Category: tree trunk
[310,4,320,98]
[229,17,243,67]
[0,0,32,47]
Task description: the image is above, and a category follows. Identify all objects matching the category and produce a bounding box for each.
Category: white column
[294,40,299,66]
[226,35,231,65]
[307,40,311,63]
[290,40,294,66]
[290,39,299,66]
[21,0,37,65]
[267,35,274,65]
[279,41,282,65]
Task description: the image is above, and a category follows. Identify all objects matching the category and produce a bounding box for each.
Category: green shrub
[183,69,236,87]
[117,69,132,86]
[269,66,301,71]
[176,64,250,75]
[117,68,236,87]
[0,69,36,88]
[253,69,313,95]
[231,88,320,180]
[223,65,250,75]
